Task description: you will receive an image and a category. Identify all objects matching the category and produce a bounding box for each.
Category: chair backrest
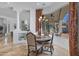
[26,32,36,47]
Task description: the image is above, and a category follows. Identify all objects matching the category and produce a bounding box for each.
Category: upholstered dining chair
[26,32,43,56]
[43,33,54,55]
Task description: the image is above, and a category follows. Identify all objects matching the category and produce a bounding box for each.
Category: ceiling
[0,2,54,10]
[0,2,69,19]
[0,2,69,10]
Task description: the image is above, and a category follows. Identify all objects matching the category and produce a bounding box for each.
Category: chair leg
[35,50,38,56]
[50,48,53,56]
[27,53,29,56]
[50,46,54,56]
[27,49,29,56]
[41,47,43,53]
[27,51,29,56]
[52,46,54,51]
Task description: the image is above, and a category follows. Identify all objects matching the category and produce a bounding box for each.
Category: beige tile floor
[0,43,69,56]
[37,44,69,56]
[0,43,27,56]
[0,33,69,56]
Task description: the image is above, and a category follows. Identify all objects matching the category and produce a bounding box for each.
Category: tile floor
[0,43,69,56]
[0,33,69,56]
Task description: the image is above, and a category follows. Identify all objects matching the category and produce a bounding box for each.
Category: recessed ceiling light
[36,3,46,6]
[7,2,10,4]
[36,3,40,6]
[42,3,46,6]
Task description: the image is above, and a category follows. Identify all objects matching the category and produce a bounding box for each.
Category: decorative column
[4,18,8,46]
[69,2,78,56]
[17,11,20,30]
[14,8,22,31]
[30,8,36,33]
[16,9,23,31]
[13,9,22,44]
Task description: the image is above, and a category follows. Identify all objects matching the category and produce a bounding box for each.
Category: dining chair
[0,34,4,48]
[7,32,13,46]
[43,33,54,55]
[26,32,43,56]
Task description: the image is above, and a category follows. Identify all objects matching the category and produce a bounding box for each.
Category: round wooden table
[36,36,51,43]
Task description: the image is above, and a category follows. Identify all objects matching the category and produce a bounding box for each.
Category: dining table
[36,36,52,53]
[36,36,51,43]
